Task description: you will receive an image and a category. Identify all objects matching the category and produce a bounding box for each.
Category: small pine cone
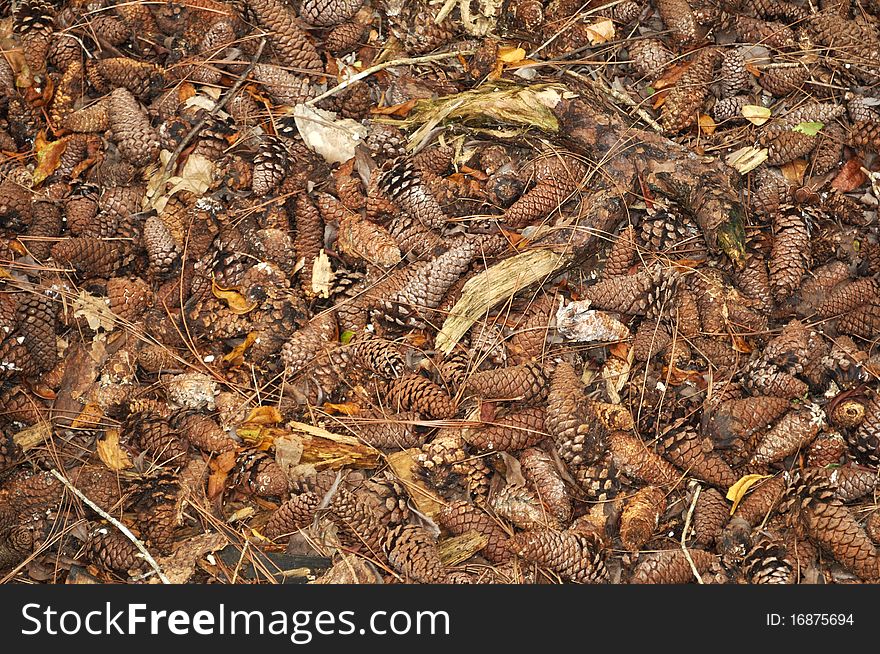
[511,529,607,583]
[0,179,33,227]
[657,0,698,46]
[631,549,720,584]
[387,213,443,259]
[671,287,701,337]
[336,411,424,449]
[233,451,289,498]
[108,88,160,167]
[333,82,373,120]
[627,38,673,79]
[512,0,544,31]
[489,483,554,531]
[26,201,62,261]
[144,215,181,278]
[744,365,809,400]
[387,374,457,419]
[802,500,879,581]
[735,16,796,51]
[750,167,789,217]
[713,95,750,122]
[87,527,148,575]
[806,431,847,467]
[546,362,605,468]
[821,190,867,227]
[502,181,571,228]
[814,465,878,502]
[15,292,56,374]
[612,0,642,23]
[661,428,738,488]
[299,0,363,26]
[867,512,880,544]
[251,63,314,106]
[326,486,384,551]
[332,202,401,267]
[582,267,661,316]
[661,48,720,132]
[281,313,337,373]
[848,394,880,466]
[92,58,165,100]
[171,412,236,452]
[810,125,845,175]
[519,447,572,524]
[135,484,180,555]
[759,64,809,96]
[609,430,679,486]
[51,237,126,277]
[125,412,188,465]
[246,0,323,71]
[751,405,824,465]
[769,210,810,301]
[292,194,324,298]
[735,252,773,312]
[816,277,879,318]
[252,136,290,196]
[263,492,320,539]
[324,21,369,55]
[463,362,549,404]
[693,487,730,546]
[383,524,447,583]
[619,486,667,551]
[348,338,405,378]
[0,386,43,427]
[720,50,750,98]
[47,32,81,70]
[765,130,818,166]
[13,0,54,74]
[439,500,511,563]
[604,225,636,277]
[107,277,154,323]
[69,465,124,513]
[509,295,555,363]
[466,406,547,452]
[734,475,785,526]
[379,158,447,230]
[836,302,880,338]
[744,538,795,584]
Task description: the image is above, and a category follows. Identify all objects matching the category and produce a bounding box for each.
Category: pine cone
[124,412,189,465]
[383,524,448,583]
[759,63,809,96]
[657,0,698,46]
[719,49,750,98]
[631,548,720,583]
[582,267,662,316]
[335,411,424,449]
[329,198,401,267]
[379,158,447,230]
[750,405,824,465]
[661,49,720,132]
[836,302,880,338]
[108,87,160,167]
[609,430,679,486]
[546,362,606,468]
[769,210,810,301]
[324,21,369,54]
[744,538,795,584]
[133,473,181,555]
[51,237,127,278]
[387,374,457,419]
[87,526,149,575]
[519,447,572,524]
[848,394,880,466]
[91,58,165,99]
[251,63,315,106]
[693,487,730,546]
[628,38,673,79]
[661,428,738,488]
[263,492,320,539]
[107,277,154,323]
[16,291,57,374]
[765,130,818,166]
[850,119,880,151]
[733,475,785,526]
[439,500,512,563]
[233,451,288,498]
[245,0,323,71]
[13,0,54,75]
[802,500,879,581]
[713,95,750,122]
[464,362,549,404]
[252,136,290,196]
[144,215,181,278]
[466,406,546,452]
[806,430,847,467]
[511,529,608,583]
[816,277,879,318]
[619,485,667,550]
[171,412,236,453]
[735,16,796,51]
[502,182,571,228]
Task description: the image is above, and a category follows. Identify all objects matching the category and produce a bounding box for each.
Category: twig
[306,50,474,107]
[681,483,704,584]
[49,468,171,585]
[563,68,663,133]
[157,37,267,186]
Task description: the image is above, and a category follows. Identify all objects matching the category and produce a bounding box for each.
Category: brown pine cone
[108,87,160,167]
[693,487,730,546]
[759,63,809,96]
[466,406,546,452]
[292,193,324,298]
[604,225,636,278]
[328,196,401,267]
[867,512,880,544]
[13,0,54,75]
[144,215,181,278]
[0,386,43,427]
[87,526,149,575]
[107,276,154,323]
[47,32,81,70]
[735,16,796,51]
[251,63,314,106]
[439,500,512,564]
[657,0,698,46]
[802,500,879,581]
[263,492,320,540]
[252,135,290,196]
[806,430,847,467]
[719,49,750,98]
[713,95,750,122]
[546,361,606,468]
[734,475,785,526]
[848,394,880,466]
[335,411,424,449]
[299,0,363,26]
[744,364,809,401]
[69,465,124,513]
[810,124,846,176]
[387,374,457,419]
[850,119,880,151]
[816,277,879,318]
[619,486,667,551]
[627,38,673,79]
[502,181,571,228]
[464,362,549,404]
[16,291,57,375]
[326,486,384,552]
[769,210,810,301]
[812,466,878,503]
[91,58,165,99]
[124,412,189,465]
[661,428,738,488]
[661,48,720,132]
[383,524,448,583]
[511,529,608,583]
[631,548,720,583]
[379,158,447,230]
[582,267,661,316]
[51,237,127,278]
[245,0,323,71]
[836,302,880,338]
[743,538,795,584]
[170,412,236,453]
[232,451,288,499]
[519,447,572,524]
[609,430,679,486]
[765,130,818,166]
[324,21,369,54]
[751,405,824,465]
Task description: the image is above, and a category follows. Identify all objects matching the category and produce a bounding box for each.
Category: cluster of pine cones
[0,0,879,584]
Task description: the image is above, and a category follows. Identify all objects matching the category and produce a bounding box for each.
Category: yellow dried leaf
[96,429,133,471]
[243,405,283,425]
[586,18,615,45]
[698,114,716,135]
[222,332,257,368]
[71,402,104,429]
[498,46,526,63]
[211,278,257,314]
[387,449,445,520]
[33,132,69,186]
[727,473,772,515]
[323,402,360,415]
[741,105,771,126]
[780,158,807,185]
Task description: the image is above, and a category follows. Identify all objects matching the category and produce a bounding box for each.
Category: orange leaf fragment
[780,159,808,185]
[831,158,867,192]
[698,114,716,135]
[498,46,527,63]
[653,62,690,90]
[370,98,418,117]
[323,402,360,416]
[244,405,283,425]
[33,131,69,186]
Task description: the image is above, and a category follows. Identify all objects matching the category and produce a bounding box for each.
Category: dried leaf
[96,429,133,471]
[33,132,68,186]
[370,99,418,117]
[72,290,117,332]
[498,46,526,63]
[698,114,716,135]
[741,105,771,125]
[244,406,283,425]
[780,159,808,185]
[792,121,823,137]
[71,402,103,429]
[13,421,53,451]
[222,332,257,368]
[725,146,768,174]
[211,279,257,315]
[387,449,445,520]
[831,158,868,192]
[653,62,690,90]
[153,533,227,584]
[586,18,615,45]
[293,103,369,164]
[322,402,360,415]
[311,250,334,299]
[726,473,772,515]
